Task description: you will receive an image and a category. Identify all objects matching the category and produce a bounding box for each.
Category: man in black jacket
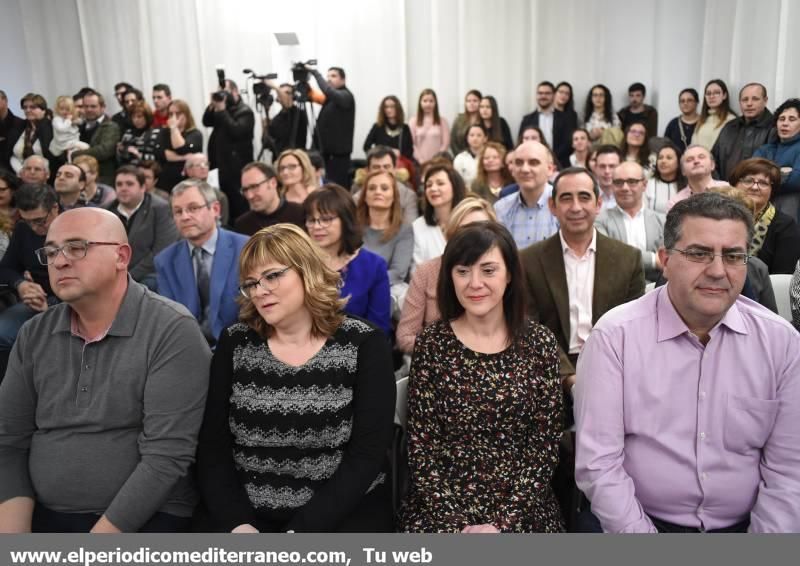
[518,81,576,169]
[202,80,255,219]
[307,66,355,187]
[267,83,308,155]
[711,83,774,181]
[0,91,25,172]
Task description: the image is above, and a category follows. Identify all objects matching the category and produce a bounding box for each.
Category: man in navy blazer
[155,179,247,345]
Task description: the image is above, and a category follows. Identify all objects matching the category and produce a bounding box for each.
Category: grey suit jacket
[595,206,666,282]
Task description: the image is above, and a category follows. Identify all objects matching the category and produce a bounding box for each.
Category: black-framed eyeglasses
[35,241,122,265]
[612,178,645,188]
[239,267,291,298]
[240,178,268,195]
[305,216,336,228]
[670,247,749,266]
[738,177,772,190]
[21,212,52,228]
[172,203,211,217]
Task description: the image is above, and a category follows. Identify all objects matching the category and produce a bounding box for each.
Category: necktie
[193,246,210,316]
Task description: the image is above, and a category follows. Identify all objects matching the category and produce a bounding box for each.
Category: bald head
[48,208,128,245]
[512,141,554,193]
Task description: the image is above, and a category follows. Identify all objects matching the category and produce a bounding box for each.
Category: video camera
[243,68,279,109]
[291,59,317,103]
[212,67,233,105]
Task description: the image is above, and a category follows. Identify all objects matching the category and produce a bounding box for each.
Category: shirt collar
[516,183,552,209]
[656,284,748,342]
[52,275,143,338]
[187,226,219,257]
[559,228,597,257]
[618,205,644,219]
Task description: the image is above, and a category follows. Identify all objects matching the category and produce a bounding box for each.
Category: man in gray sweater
[0,208,211,532]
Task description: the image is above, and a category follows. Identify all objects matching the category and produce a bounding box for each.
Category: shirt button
[699,432,706,439]
[702,472,708,481]
[698,506,704,514]
[699,391,706,400]
[81,387,88,392]
[85,365,90,369]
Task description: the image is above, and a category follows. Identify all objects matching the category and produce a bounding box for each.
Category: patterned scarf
[750,203,776,256]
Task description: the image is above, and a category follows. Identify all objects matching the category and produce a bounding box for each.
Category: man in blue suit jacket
[155,179,248,345]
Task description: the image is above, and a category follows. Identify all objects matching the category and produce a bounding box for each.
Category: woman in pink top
[396,197,496,353]
[410,89,451,165]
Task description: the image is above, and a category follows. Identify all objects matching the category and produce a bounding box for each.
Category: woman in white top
[691,79,737,150]
[645,143,685,214]
[583,84,621,144]
[410,89,451,165]
[453,124,488,187]
[412,164,467,267]
[569,128,591,168]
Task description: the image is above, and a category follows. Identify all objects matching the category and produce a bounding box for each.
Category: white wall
[2,0,798,159]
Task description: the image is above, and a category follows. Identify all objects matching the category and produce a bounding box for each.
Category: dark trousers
[576,505,749,533]
[323,153,352,188]
[32,503,191,533]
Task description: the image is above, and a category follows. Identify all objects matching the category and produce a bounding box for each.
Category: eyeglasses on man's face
[612,178,644,188]
[172,203,210,217]
[238,267,291,298]
[669,247,749,266]
[35,240,121,265]
[240,178,268,195]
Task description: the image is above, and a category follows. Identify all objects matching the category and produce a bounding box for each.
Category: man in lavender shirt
[575,192,800,533]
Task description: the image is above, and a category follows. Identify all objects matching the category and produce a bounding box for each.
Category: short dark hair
[422,164,467,227]
[59,163,87,184]
[537,81,555,91]
[138,160,161,179]
[114,82,134,92]
[366,146,397,168]
[728,158,781,196]
[329,67,346,80]
[0,169,21,192]
[152,83,171,96]
[679,88,700,103]
[595,144,622,160]
[303,184,362,255]
[124,88,144,101]
[437,221,528,346]
[664,192,754,250]
[306,150,325,171]
[629,82,646,96]
[115,164,145,186]
[773,98,800,129]
[241,161,277,180]
[551,167,599,199]
[74,87,95,100]
[16,183,58,212]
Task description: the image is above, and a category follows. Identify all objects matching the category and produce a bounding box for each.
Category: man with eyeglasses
[575,192,800,533]
[155,179,247,345]
[106,165,178,291]
[0,184,61,382]
[667,145,728,210]
[233,161,304,236]
[0,207,210,532]
[596,161,666,282]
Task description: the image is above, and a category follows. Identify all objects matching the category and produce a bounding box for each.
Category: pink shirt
[396,257,441,353]
[575,286,800,533]
[666,179,728,211]
[409,115,451,164]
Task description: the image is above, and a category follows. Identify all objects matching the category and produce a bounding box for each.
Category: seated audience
[116,101,159,167]
[396,197,497,353]
[197,224,395,532]
[584,84,621,145]
[183,153,229,227]
[413,164,467,267]
[470,142,514,204]
[729,158,800,274]
[73,155,116,207]
[399,222,564,533]
[353,146,419,225]
[0,207,210,532]
[450,89,482,156]
[596,161,666,282]
[53,163,86,210]
[667,145,728,209]
[410,89,450,165]
[48,95,88,159]
[155,179,247,345]
[691,79,736,150]
[73,91,121,185]
[570,128,591,168]
[107,165,178,290]
[157,99,202,191]
[9,94,52,175]
[453,124,488,187]
[357,170,414,314]
[276,149,316,205]
[645,143,684,214]
[363,95,414,161]
[137,160,170,201]
[754,98,800,220]
[0,184,61,380]
[304,185,392,336]
[575,192,800,533]
[235,162,305,235]
[664,88,700,153]
[479,96,513,150]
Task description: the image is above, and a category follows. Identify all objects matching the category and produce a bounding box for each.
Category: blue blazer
[155,228,248,340]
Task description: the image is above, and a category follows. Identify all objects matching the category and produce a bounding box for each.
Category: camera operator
[305,64,355,187]
[202,79,254,219]
[264,81,308,154]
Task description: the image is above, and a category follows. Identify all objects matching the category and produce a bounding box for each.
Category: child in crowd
[49,96,89,157]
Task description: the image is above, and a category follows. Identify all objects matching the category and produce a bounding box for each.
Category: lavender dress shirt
[575,286,800,533]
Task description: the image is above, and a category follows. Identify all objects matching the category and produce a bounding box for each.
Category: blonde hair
[55,96,75,115]
[73,154,99,175]
[444,196,497,240]
[238,223,347,339]
[277,149,315,191]
[708,185,757,217]
[356,170,403,243]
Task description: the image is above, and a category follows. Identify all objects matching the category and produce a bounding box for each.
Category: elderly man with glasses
[0,207,210,533]
[575,192,800,533]
[155,179,247,346]
[0,184,62,382]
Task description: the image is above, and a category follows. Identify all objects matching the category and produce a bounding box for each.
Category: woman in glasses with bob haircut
[196,223,396,533]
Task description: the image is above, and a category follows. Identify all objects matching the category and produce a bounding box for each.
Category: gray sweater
[0,279,211,531]
[362,224,414,286]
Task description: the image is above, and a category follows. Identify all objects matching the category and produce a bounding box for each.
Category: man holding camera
[266,83,309,155]
[306,65,355,187]
[202,80,254,220]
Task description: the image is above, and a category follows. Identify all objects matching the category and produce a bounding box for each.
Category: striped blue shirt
[494,184,559,250]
